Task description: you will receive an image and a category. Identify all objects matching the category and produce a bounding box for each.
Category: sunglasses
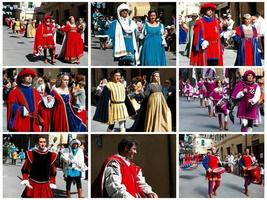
[121,9,128,12]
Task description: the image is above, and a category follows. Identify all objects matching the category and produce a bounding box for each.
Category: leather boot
[66,190,71,198]
[78,188,84,198]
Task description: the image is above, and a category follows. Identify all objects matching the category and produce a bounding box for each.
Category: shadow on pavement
[53,189,78,198]
[179,175,197,180]
[25,54,41,62]
[224,182,244,194]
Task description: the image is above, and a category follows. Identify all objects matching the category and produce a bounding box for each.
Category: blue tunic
[140,23,167,66]
[60,94,87,132]
[108,20,136,63]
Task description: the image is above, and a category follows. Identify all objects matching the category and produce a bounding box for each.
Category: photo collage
[1,0,266,199]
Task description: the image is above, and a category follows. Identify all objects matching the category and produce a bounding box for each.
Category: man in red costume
[239,148,254,196]
[21,136,57,198]
[190,3,223,66]
[33,16,56,64]
[92,138,158,198]
[7,69,51,132]
[202,147,222,198]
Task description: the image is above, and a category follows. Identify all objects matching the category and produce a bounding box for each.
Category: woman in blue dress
[51,72,87,132]
[140,10,167,66]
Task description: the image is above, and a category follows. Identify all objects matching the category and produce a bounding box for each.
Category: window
[28,2,33,8]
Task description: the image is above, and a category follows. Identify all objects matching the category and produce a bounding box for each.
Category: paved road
[179,97,264,132]
[3,26,88,66]
[91,105,135,132]
[91,36,176,66]
[179,165,264,198]
[3,159,88,198]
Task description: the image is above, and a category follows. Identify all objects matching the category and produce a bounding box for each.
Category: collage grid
[0,0,266,199]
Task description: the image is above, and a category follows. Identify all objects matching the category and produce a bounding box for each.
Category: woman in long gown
[51,73,87,132]
[131,71,172,132]
[232,13,262,66]
[140,10,167,66]
[60,16,84,64]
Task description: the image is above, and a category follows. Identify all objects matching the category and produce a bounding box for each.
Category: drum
[247,166,261,183]
[212,167,225,174]
[180,162,193,169]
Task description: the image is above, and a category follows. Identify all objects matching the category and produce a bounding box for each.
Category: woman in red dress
[60,16,84,64]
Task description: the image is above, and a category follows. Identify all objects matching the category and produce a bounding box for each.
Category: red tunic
[7,87,42,132]
[60,24,83,61]
[21,149,57,198]
[190,17,223,66]
[33,23,55,54]
[242,155,252,176]
[92,155,146,197]
[206,155,221,181]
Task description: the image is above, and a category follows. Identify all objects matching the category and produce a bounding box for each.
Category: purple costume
[197,81,207,98]
[210,87,228,115]
[204,80,216,98]
[232,81,259,120]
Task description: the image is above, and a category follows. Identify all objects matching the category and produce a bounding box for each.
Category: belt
[111,101,124,104]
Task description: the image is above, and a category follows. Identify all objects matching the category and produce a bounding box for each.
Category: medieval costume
[183,14,198,57]
[95,15,110,50]
[33,16,56,64]
[14,19,21,36]
[140,22,167,66]
[209,83,229,130]
[190,3,223,66]
[7,69,49,132]
[92,154,155,198]
[61,139,87,198]
[93,80,136,132]
[204,78,217,117]
[51,87,87,132]
[130,72,172,132]
[108,4,140,66]
[27,20,36,38]
[179,20,187,44]
[60,17,84,64]
[183,80,193,102]
[21,148,57,198]
[239,153,253,196]
[197,79,207,107]
[202,151,222,197]
[231,70,260,132]
[232,14,262,66]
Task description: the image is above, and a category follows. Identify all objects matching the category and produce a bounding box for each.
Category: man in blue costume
[108,3,140,66]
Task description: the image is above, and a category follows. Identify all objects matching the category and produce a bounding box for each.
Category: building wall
[215,134,264,163]
[228,2,264,27]
[34,2,88,24]
[91,68,176,87]
[99,2,175,25]
[91,135,176,197]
